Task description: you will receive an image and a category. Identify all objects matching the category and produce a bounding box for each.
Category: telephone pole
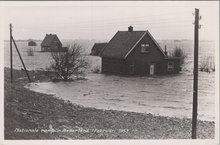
[9,24,31,82]
[192,8,200,139]
[10,24,13,83]
[11,36,31,82]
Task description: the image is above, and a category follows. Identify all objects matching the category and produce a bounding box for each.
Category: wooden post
[10,24,13,83]
[192,8,199,139]
[12,36,32,82]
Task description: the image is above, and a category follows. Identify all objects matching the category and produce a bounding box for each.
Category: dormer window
[141,43,150,53]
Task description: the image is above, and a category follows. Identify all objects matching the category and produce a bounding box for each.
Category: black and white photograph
[0,1,219,144]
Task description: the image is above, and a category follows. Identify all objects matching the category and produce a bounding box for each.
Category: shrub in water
[171,47,187,66]
[92,66,101,73]
[199,56,215,73]
[49,43,89,81]
[27,48,34,56]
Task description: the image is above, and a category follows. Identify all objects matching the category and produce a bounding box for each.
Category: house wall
[41,43,62,52]
[161,59,180,74]
[174,60,180,73]
[50,43,60,52]
[125,33,165,75]
[101,33,180,75]
[41,46,50,52]
[101,58,127,74]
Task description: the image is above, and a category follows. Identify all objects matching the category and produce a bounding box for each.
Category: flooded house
[41,34,67,52]
[100,26,180,75]
[90,43,107,56]
[28,40,37,46]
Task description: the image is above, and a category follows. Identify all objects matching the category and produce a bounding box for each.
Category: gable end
[124,30,166,59]
[124,31,147,59]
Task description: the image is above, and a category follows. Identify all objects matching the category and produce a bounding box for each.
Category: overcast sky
[2,1,219,41]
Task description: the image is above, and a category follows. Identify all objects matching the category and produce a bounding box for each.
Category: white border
[0,1,219,145]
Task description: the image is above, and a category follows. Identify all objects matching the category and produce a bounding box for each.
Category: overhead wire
[9,12,195,40]
[61,17,193,28]
[66,9,193,25]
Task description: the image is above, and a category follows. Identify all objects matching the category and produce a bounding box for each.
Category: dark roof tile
[100,30,166,59]
[41,34,61,47]
[100,31,146,59]
[91,43,108,56]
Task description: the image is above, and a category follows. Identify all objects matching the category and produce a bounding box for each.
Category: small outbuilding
[99,26,180,75]
[28,40,37,46]
[41,34,66,52]
[90,43,107,56]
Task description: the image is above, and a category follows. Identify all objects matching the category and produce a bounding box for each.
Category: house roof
[41,34,62,47]
[100,30,166,59]
[91,43,108,55]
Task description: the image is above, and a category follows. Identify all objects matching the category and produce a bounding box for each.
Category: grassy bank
[4,67,215,139]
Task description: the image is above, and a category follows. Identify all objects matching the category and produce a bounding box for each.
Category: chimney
[128,26,133,32]
[164,45,168,56]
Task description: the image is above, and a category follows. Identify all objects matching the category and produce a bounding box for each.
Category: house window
[167,61,174,71]
[141,43,150,53]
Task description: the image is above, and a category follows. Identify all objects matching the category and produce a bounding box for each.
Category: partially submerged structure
[90,43,107,56]
[100,26,180,75]
[28,40,37,46]
[41,34,67,52]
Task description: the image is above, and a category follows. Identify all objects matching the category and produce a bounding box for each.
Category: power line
[61,22,193,31]
[67,10,193,25]
[62,17,192,28]
[55,19,193,32]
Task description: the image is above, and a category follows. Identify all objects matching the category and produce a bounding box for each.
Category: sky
[2,1,219,41]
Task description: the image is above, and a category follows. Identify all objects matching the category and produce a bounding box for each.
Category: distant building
[99,26,180,75]
[28,40,37,46]
[41,34,67,52]
[90,43,107,56]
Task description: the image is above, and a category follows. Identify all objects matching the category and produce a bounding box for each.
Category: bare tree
[50,43,89,81]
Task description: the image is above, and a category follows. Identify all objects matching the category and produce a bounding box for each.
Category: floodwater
[26,71,215,121]
[5,40,216,121]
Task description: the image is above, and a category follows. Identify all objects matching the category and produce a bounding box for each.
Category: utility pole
[192,8,201,139]
[11,36,31,82]
[9,24,31,82]
[10,24,13,83]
